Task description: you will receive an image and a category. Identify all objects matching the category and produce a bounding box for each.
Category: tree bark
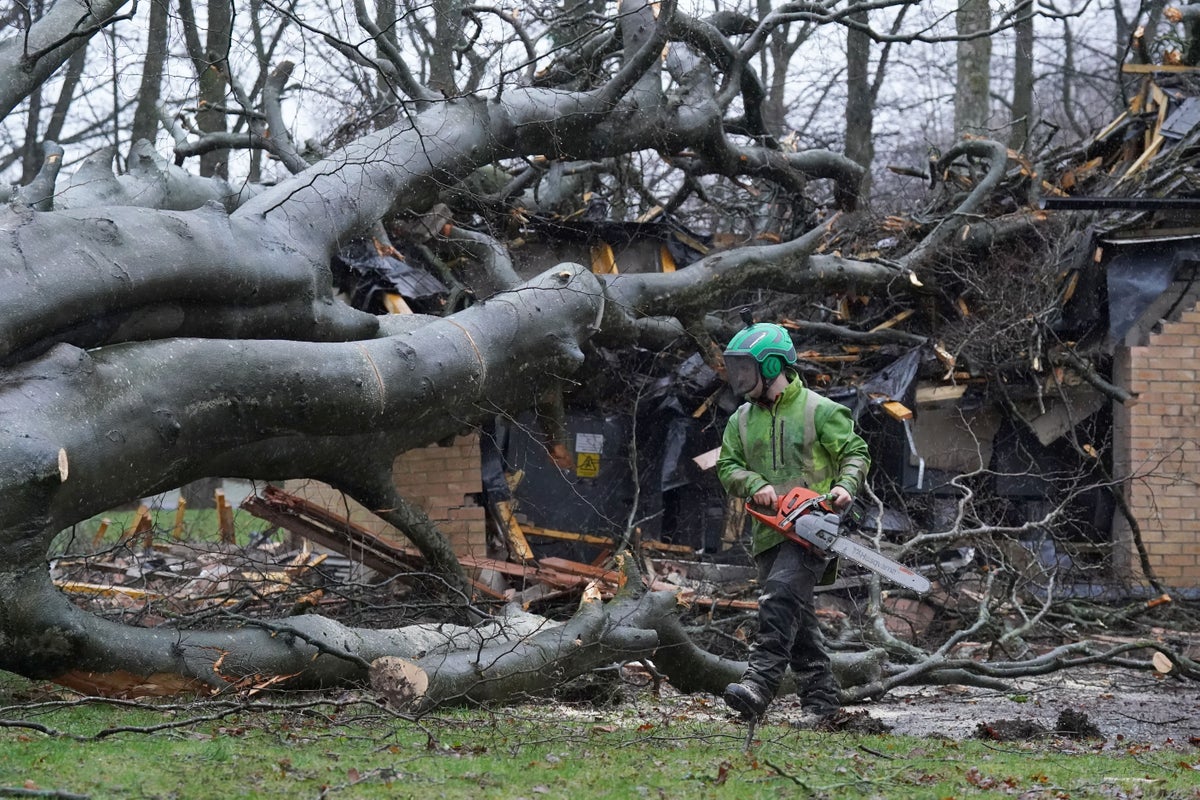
[128,0,171,159]
[0,266,603,680]
[198,0,233,178]
[954,0,992,136]
[844,8,874,198]
[1009,2,1034,152]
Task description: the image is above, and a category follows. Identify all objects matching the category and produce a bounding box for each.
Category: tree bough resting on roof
[1,0,1196,713]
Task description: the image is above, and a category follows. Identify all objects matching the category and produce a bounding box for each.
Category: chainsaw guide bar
[745,487,931,594]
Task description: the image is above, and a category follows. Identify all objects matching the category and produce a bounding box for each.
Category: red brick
[1131,368,1163,383]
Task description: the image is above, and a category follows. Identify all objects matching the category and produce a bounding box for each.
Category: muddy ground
[562,665,1200,750]
[744,666,1200,748]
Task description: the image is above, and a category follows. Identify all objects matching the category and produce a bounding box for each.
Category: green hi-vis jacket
[717,375,871,555]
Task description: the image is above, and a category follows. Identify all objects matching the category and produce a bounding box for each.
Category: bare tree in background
[955,0,992,136]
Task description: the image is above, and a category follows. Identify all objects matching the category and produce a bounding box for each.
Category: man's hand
[751,485,778,508]
[829,485,852,510]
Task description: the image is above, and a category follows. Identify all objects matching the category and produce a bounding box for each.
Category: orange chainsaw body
[744,486,834,537]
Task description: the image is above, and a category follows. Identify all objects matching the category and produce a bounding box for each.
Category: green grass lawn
[52,506,276,556]
[0,675,1196,800]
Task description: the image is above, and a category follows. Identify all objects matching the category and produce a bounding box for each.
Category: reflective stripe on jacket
[716,375,871,555]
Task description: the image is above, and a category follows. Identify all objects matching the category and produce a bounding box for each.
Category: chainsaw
[745,487,931,593]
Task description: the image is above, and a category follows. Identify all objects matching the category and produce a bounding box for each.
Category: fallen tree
[1,0,1196,712]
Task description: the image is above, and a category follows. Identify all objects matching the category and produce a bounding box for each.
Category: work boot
[723,682,770,720]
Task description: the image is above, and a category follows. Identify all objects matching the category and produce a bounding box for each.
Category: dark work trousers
[742,539,839,710]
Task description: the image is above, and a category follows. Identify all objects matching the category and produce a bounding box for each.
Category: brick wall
[1115,303,1200,587]
[284,433,487,562]
[391,434,487,557]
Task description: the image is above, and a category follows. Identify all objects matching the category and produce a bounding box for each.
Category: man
[716,322,870,724]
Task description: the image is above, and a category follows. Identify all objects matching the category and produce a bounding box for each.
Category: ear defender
[761,355,783,379]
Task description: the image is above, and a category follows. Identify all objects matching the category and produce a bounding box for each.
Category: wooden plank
[1061,271,1080,304]
[870,308,915,332]
[118,505,153,548]
[881,400,914,421]
[1092,111,1129,143]
[671,230,710,255]
[172,498,188,540]
[531,569,591,590]
[90,518,111,549]
[492,500,532,561]
[590,241,618,274]
[1121,63,1200,73]
[691,388,720,419]
[465,577,509,601]
[259,489,522,602]
[458,554,540,580]
[538,557,620,583]
[240,495,425,577]
[1119,132,1164,181]
[932,342,956,373]
[55,580,161,600]
[521,525,695,554]
[383,293,412,314]
[635,205,663,223]
[215,489,236,544]
[659,244,676,273]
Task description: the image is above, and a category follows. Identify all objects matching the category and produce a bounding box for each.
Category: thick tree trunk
[0,266,602,680]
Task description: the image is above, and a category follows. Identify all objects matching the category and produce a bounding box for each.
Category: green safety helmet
[723,323,797,396]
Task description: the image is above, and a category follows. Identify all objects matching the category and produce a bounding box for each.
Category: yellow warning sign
[577,453,600,477]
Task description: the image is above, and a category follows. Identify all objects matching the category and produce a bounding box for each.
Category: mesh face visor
[724,353,762,396]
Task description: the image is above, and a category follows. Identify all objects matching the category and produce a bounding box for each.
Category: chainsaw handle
[743,487,836,532]
[811,493,837,514]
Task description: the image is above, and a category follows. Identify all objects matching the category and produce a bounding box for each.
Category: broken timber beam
[521,524,696,555]
[242,487,509,600]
